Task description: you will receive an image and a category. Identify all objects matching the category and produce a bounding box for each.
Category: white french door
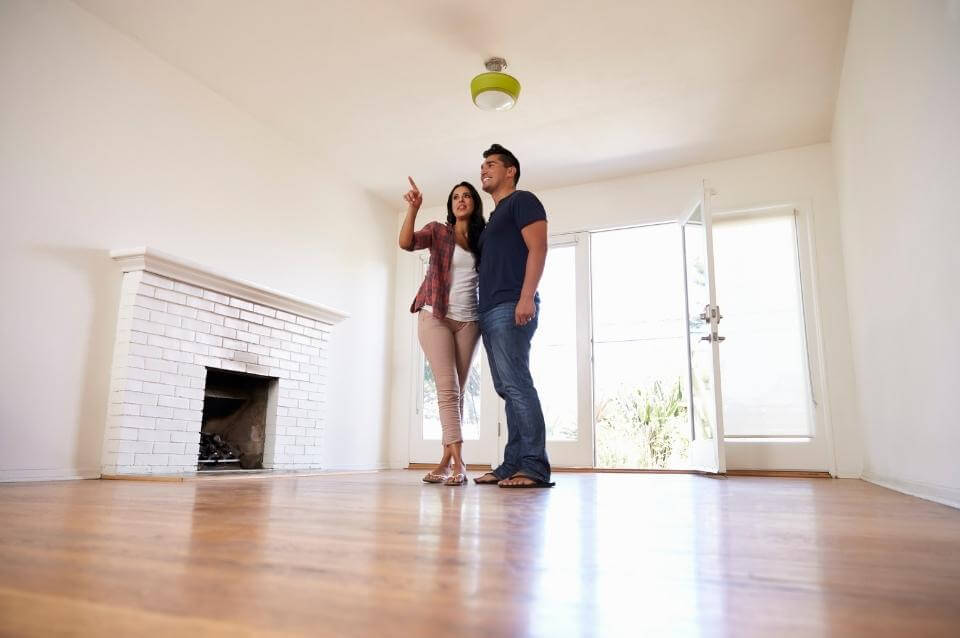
[408,255,498,466]
[679,182,727,473]
[710,204,833,472]
[409,237,595,468]
[497,233,594,467]
[408,185,829,473]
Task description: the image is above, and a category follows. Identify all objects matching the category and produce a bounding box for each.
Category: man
[473,144,554,488]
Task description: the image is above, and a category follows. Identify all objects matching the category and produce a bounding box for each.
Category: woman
[399,177,485,486]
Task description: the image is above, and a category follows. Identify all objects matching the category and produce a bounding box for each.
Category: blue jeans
[480,299,551,483]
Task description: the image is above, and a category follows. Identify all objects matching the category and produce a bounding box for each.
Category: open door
[680,181,727,474]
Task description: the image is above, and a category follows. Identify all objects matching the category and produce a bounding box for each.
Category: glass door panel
[421,356,482,441]
[409,255,497,466]
[591,224,691,469]
[710,205,832,472]
[712,211,813,437]
[529,243,578,441]
[511,234,594,468]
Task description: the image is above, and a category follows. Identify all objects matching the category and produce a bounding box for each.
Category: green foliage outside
[424,360,691,470]
[595,377,690,469]
[423,360,481,426]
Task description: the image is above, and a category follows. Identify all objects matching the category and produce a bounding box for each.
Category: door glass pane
[592,225,691,468]
[712,214,813,436]
[683,213,719,442]
[530,244,578,441]
[422,355,482,441]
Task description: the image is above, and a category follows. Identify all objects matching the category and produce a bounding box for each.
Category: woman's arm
[398,177,424,251]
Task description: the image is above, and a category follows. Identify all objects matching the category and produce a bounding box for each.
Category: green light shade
[470,71,521,111]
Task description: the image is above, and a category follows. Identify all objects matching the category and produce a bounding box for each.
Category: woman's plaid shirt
[408,221,457,318]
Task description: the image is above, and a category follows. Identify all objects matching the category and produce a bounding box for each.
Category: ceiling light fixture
[471,57,521,111]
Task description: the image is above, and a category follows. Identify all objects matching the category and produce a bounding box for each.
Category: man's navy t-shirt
[478,190,547,314]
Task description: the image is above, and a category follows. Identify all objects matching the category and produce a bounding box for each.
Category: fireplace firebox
[199,369,278,471]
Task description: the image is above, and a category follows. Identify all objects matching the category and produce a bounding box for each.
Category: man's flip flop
[473,472,500,485]
[498,473,555,489]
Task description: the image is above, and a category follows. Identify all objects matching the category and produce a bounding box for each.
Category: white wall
[832,0,960,506]
[0,1,396,480]
[389,143,862,476]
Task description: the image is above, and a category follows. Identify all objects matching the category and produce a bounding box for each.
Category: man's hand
[515,296,536,326]
[516,219,547,326]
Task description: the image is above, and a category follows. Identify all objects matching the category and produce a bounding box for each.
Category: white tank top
[447,244,479,321]
[423,244,478,321]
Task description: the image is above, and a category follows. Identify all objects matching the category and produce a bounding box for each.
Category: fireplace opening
[199,369,277,471]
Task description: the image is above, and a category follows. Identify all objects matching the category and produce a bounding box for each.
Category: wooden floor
[1,472,959,637]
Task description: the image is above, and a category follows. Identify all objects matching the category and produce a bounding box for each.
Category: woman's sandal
[498,472,555,489]
[473,472,500,485]
[422,471,449,484]
[444,473,467,486]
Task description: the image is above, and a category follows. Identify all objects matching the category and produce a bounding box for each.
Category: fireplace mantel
[111,247,349,326]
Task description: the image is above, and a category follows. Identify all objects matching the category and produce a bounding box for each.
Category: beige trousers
[417,311,480,446]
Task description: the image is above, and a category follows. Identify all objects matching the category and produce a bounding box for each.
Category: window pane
[421,355,482,441]
[422,359,441,440]
[683,219,719,442]
[591,224,691,468]
[461,355,481,440]
[713,214,813,436]
[530,244,578,441]
[594,341,690,468]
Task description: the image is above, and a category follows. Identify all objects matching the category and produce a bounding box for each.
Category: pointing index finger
[407,176,420,193]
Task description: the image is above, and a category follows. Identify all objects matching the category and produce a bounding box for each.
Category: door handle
[700,304,724,323]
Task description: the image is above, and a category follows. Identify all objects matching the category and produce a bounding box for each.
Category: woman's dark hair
[446,181,486,271]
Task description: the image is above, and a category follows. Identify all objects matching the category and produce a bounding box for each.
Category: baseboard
[102,468,381,482]
[0,467,101,483]
[322,462,390,472]
[553,467,705,474]
[1,463,389,483]
[726,470,832,478]
[408,463,492,471]
[862,472,960,510]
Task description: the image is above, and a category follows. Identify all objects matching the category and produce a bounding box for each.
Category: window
[529,243,579,441]
[421,355,482,441]
[712,212,814,437]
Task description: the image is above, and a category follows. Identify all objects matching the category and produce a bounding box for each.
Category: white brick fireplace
[102,248,348,475]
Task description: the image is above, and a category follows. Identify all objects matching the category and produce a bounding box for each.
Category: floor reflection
[4,472,959,636]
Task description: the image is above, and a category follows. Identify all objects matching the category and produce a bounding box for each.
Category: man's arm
[516,220,548,326]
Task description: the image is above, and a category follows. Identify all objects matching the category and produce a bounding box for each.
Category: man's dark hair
[483,143,520,185]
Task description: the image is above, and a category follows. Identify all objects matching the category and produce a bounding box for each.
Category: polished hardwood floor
[1,471,959,637]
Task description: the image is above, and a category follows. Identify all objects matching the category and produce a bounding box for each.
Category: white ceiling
[74,0,852,207]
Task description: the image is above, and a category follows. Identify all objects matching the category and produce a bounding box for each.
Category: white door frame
[407,254,498,466]
[404,196,838,475]
[493,232,595,468]
[680,182,727,474]
[711,200,838,475]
